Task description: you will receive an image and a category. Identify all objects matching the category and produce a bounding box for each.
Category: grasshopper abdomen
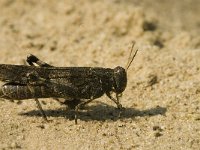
[0,84,50,100]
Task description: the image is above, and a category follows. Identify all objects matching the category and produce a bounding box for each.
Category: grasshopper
[0,43,138,124]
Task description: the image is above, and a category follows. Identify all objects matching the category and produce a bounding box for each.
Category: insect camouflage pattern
[0,43,138,124]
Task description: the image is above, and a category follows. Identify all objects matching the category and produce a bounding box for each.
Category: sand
[0,0,199,149]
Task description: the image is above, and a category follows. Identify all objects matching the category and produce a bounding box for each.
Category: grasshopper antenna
[126,41,138,71]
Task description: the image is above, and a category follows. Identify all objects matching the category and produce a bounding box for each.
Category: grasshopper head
[112,41,138,94]
[113,66,127,94]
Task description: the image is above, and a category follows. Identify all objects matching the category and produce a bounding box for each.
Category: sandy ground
[0,0,200,149]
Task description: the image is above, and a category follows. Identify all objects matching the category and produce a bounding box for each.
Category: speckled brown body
[0,65,127,100]
[0,55,127,123]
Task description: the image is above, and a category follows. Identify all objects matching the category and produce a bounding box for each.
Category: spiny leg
[26,58,49,121]
[75,98,94,124]
[25,83,47,121]
[34,98,48,121]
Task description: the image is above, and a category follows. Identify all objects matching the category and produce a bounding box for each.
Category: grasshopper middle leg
[75,98,95,124]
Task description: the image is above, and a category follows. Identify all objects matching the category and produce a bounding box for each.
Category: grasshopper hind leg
[26,55,52,122]
[27,84,48,122]
[34,98,48,121]
[26,54,53,67]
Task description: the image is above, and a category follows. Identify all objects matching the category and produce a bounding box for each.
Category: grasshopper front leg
[106,92,123,110]
[106,92,124,117]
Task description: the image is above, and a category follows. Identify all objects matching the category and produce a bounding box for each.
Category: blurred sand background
[0,0,200,149]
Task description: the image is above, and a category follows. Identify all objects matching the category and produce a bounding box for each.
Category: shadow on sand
[20,102,167,122]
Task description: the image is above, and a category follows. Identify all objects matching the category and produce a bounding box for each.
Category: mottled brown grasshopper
[0,43,138,124]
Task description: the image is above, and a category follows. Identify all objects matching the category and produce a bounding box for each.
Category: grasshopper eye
[113,66,127,94]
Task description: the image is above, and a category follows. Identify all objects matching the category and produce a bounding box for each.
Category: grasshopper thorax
[113,66,127,94]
